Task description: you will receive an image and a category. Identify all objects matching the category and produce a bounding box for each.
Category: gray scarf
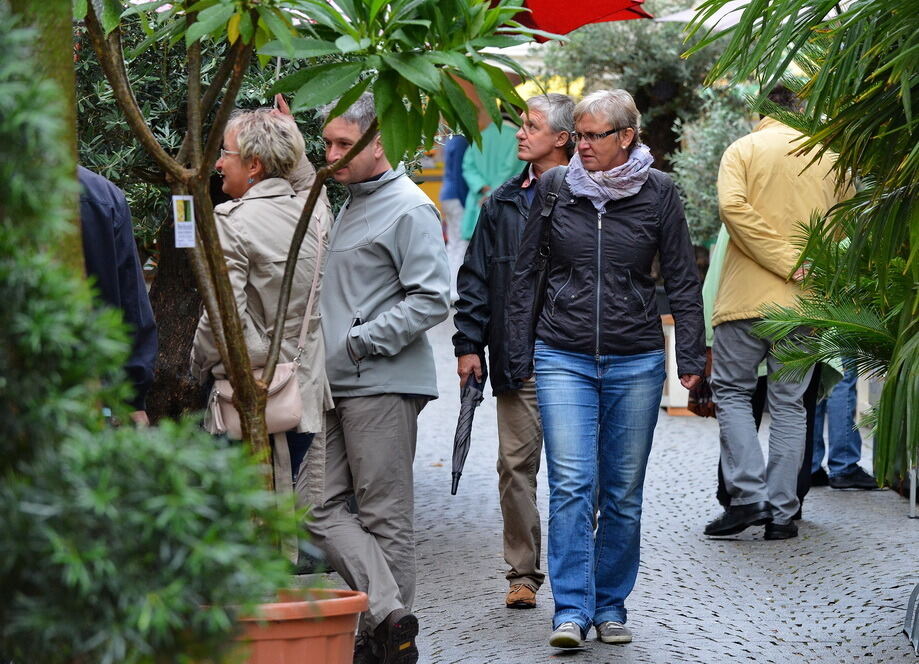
[566,144,654,211]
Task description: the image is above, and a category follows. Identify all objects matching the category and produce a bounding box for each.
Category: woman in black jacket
[506,89,705,650]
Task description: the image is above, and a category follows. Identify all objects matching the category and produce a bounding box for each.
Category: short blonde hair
[225,109,305,179]
[574,90,641,151]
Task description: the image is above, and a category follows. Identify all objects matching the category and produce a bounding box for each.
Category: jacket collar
[346,163,406,197]
[493,166,530,203]
[237,177,296,201]
[754,116,792,133]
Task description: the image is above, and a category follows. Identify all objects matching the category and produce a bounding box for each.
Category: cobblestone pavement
[320,315,918,663]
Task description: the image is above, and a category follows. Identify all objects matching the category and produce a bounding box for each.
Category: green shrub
[670,88,753,245]
[0,420,297,664]
[0,4,299,661]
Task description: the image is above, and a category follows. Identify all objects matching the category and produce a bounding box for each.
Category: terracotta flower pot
[235,588,368,664]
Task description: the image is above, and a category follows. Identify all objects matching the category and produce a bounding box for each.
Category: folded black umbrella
[451,367,488,495]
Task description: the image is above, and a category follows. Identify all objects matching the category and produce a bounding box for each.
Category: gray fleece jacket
[320,164,450,398]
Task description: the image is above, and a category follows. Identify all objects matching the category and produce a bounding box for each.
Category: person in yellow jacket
[703,85,851,541]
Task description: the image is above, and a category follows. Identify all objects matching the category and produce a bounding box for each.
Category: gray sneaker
[596,621,632,644]
[548,622,584,648]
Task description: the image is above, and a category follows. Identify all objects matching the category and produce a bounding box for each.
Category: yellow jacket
[713,117,848,327]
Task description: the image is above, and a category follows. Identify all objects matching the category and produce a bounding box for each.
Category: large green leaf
[259,37,340,59]
[90,0,124,35]
[439,72,480,145]
[381,53,441,93]
[291,62,365,111]
[323,76,373,125]
[185,3,235,46]
[256,7,294,53]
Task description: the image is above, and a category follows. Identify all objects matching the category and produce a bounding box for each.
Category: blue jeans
[812,366,862,477]
[534,341,665,631]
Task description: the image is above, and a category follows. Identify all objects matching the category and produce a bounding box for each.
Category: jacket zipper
[595,211,602,363]
[350,309,363,378]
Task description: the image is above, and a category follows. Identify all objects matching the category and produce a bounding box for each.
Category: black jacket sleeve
[452,198,496,358]
[657,175,706,377]
[79,167,158,411]
[505,177,550,381]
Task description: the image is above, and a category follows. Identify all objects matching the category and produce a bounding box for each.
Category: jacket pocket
[625,271,650,320]
[346,310,364,378]
[549,266,574,315]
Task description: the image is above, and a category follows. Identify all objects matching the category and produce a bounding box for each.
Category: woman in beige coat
[191,108,333,487]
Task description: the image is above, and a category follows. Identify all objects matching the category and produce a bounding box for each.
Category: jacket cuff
[453,341,482,357]
[348,328,369,360]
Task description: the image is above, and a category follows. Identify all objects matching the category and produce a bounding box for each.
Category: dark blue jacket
[440,135,469,202]
[78,166,158,411]
[452,167,532,395]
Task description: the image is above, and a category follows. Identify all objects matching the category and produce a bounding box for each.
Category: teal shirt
[460,122,524,240]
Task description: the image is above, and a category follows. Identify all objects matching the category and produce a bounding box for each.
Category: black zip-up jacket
[453,167,534,395]
[506,167,705,379]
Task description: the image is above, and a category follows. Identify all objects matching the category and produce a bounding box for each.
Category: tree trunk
[146,200,206,422]
[10,0,81,272]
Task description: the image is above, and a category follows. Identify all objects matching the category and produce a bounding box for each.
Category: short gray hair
[320,92,377,133]
[526,93,575,157]
[574,89,641,151]
[225,109,305,179]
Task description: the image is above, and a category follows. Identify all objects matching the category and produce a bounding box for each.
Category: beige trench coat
[190,157,333,435]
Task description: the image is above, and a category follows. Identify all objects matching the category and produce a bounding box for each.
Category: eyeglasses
[219,148,240,159]
[572,128,624,144]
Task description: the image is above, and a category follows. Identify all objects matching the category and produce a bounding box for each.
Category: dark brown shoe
[374,608,418,664]
[506,584,537,609]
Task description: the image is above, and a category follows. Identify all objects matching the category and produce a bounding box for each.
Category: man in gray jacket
[308,93,450,664]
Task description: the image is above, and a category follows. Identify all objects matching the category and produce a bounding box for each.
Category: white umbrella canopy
[656,0,854,30]
[654,0,749,29]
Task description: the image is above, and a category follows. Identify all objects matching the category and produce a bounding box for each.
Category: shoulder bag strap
[536,166,568,271]
[294,213,325,362]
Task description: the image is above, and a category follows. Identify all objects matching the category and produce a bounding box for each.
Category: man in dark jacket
[453,93,574,610]
[78,166,157,425]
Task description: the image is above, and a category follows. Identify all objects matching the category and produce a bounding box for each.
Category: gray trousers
[307,394,426,631]
[495,380,545,590]
[711,320,813,524]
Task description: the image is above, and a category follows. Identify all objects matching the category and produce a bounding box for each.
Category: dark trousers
[716,367,821,508]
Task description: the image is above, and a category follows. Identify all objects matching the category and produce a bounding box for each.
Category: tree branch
[186,16,203,171]
[189,245,230,371]
[176,41,241,166]
[262,118,380,384]
[198,37,254,180]
[84,4,189,183]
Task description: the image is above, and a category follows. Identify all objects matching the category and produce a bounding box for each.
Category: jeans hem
[553,611,590,632]
[594,609,627,626]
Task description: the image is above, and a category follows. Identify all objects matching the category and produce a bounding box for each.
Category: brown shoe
[505,584,537,609]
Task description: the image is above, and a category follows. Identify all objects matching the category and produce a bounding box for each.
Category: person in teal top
[460,121,525,240]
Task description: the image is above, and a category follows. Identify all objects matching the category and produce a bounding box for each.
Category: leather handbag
[209,232,323,440]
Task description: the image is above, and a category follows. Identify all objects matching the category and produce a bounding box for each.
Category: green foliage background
[540,0,723,167]
[670,87,753,245]
[74,20,346,253]
[1,6,298,660]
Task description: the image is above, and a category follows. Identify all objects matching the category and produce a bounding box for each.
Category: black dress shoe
[704,501,773,536]
[829,466,878,490]
[764,521,798,540]
[810,467,829,487]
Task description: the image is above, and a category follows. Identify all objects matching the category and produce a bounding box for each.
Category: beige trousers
[495,380,545,590]
[306,394,426,631]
